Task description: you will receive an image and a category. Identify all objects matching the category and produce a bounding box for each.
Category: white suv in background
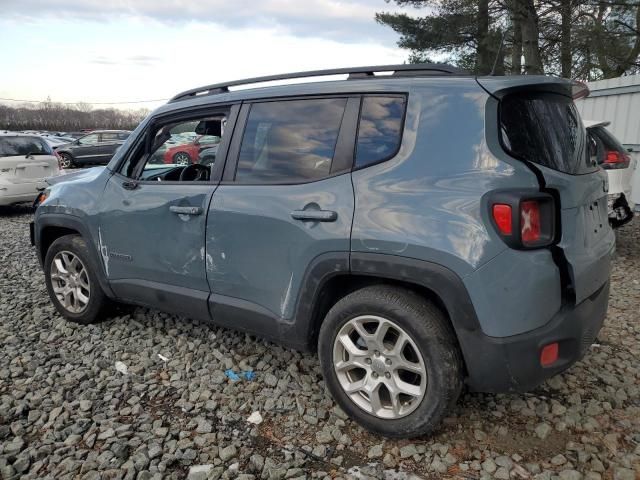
[0,135,61,206]
[585,120,636,228]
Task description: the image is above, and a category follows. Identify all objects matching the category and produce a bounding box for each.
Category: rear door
[495,84,615,304]
[99,132,126,163]
[206,96,358,327]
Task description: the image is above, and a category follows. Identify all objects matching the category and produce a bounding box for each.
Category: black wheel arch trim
[35,214,115,298]
[349,252,481,333]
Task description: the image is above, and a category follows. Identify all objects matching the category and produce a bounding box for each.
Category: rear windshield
[590,126,626,153]
[500,92,596,175]
[0,136,53,156]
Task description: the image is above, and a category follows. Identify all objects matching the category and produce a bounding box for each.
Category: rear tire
[173,152,191,165]
[318,285,463,438]
[44,234,112,324]
[58,152,74,169]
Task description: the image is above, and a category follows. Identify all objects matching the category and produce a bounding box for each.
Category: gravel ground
[0,205,639,480]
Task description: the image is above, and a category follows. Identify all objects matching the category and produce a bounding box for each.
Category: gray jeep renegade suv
[32,64,615,438]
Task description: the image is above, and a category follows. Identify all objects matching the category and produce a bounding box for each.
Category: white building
[575,75,640,208]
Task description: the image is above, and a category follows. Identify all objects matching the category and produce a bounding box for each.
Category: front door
[96,109,235,320]
[206,97,359,337]
[72,132,102,165]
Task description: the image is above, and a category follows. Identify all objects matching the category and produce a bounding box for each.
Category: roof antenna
[490,29,507,76]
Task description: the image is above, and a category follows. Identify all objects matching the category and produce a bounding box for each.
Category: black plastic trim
[485,189,556,249]
[169,63,465,102]
[34,214,116,298]
[110,279,210,322]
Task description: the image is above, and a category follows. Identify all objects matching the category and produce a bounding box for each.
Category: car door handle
[291,209,338,222]
[170,206,203,215]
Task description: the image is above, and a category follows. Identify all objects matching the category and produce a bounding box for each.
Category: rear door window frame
[222,94,361,185]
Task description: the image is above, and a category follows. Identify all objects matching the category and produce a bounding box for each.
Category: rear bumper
[462,280,609,393]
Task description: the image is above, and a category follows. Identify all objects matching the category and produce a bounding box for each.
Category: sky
[0,0,411,110]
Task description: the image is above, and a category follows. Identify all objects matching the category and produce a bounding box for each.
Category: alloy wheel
[174,152,191,165]
[50,251,90,313]
[332,315,427,419]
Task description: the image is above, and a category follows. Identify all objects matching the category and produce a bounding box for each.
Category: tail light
[492,204,512,235]
[489,191,556,249]
[601,150,630,169]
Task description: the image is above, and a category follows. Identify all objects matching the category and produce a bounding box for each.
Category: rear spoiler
[476,76,590,100]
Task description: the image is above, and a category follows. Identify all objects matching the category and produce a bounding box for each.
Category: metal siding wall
[575,76,640,145]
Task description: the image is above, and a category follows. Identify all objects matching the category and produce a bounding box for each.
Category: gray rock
[219,445,237,462]
[482,458,497,473]
[399,444,418,459]
[495,467,510,480]
[367,444,384,458]
[558,470,583,480]
[535,423,552,440]
[613,468,636,480]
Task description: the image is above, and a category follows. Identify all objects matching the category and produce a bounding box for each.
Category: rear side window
[355,96,406,169]
[500,93,596,174]
[236,98,347,183]
[0,137,52,156]
[101,132,119,142]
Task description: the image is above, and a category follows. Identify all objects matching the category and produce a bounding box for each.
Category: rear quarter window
[355,95,406,169]
[500,92,596,175]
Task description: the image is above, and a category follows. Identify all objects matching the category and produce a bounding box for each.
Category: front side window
[355,96,406,169]
[120,112,228,182]
[78,133,99,145]
[236,98,347,183]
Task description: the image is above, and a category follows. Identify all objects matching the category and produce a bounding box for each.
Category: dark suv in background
[56,130,130,168]
[32,65,614,438]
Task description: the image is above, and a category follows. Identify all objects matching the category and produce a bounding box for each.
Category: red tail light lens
[602,150,630,169]
[492,204,512,235]
[520,200,541,245]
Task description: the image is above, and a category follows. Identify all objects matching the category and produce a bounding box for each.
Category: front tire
[318,285,463,438]
[44,235,112,324]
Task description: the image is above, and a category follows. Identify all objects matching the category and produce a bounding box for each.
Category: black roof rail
[169,63,466,103]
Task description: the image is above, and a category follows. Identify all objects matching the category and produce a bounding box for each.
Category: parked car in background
[56,130,131,168]
[42,136,75,149]
[585,120,636,228]
[32,65,614,438]
[162,134,220,165]
[0,135,60,206]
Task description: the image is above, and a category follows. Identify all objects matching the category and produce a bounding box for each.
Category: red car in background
[163,135,219,164]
